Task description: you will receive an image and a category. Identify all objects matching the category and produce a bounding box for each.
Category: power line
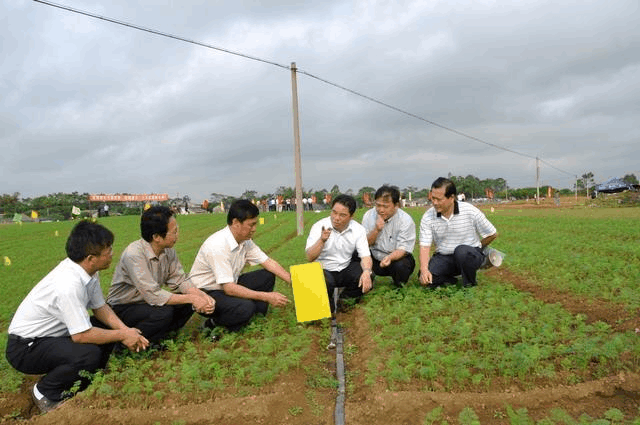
[297,69,537,161]
[32,0,290,71]
[33,0,579,180]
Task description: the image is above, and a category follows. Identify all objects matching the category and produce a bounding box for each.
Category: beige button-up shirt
[107,239,195,306]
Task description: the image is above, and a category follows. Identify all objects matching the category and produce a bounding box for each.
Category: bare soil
[3,198,640,424]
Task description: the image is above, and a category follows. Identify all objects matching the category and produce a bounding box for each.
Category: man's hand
[192,294,216,315]
[321,226,332,242]
[359,271,373,293]
[375,215,385,232]
[419,268,432,286]
[122,327,149,352]
[380,255,392,268]
[264,291,289,307]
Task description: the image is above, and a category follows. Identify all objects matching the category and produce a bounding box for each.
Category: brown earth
[3,198,640,424]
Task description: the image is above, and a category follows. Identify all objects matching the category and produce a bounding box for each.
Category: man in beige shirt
[189,199,291,331]
[107,206,214,344]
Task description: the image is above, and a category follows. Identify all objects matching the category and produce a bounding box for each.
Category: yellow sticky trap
[4,256,11,266]
[290,262,331,322]
[259,217,265,225]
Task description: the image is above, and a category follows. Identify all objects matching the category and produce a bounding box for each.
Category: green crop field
[1,205,640,424]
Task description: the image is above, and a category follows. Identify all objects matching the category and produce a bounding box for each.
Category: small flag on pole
[3,256,11,266]
[290,262,331,322]
[71,206,81,215]
[259,217,265,225]
[55,230,59,237]
[31,210,39,219]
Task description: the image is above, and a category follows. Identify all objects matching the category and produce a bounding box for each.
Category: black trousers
[428,245,485,287]
[372,253,416,286]
[5,317,113,402]
[324,259,368,313]
[110,303,194,343]
[201,269,275,332]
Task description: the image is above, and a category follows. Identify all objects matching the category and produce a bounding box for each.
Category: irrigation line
[334,325,346,425]
[330,288,346,425]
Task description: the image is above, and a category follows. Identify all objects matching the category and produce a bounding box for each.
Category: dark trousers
[201,269,275,332]
[324,259,368,313]
[110,303,194,343]
[372,253,416,287]
[5,317,113,402]
[428,245,485,287]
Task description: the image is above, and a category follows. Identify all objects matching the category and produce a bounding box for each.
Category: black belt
[8,334,35,344]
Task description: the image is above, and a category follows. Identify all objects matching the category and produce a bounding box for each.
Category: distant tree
[355,186,375,207]
[275,186,295,199]
[241,189,258,200]
[402,186,418,200]
[623,174,639,185]
[209,193,227,203]
[0,192,20,215]
[576,172,595,195]
[330,185,340,196]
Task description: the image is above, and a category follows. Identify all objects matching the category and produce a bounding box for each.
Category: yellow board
[290,262,331,322]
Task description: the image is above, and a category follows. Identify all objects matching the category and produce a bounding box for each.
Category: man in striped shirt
[419,177,498,288]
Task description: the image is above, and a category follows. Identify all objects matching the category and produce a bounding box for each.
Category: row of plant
[362,280,640,391]
[484,208,640,310]
[422,405,634,425]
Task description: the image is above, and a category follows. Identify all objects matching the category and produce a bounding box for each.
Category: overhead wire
[32,0,291,71]
[33,0,579,180]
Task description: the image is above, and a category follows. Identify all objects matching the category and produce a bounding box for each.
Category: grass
[2,205,640,424]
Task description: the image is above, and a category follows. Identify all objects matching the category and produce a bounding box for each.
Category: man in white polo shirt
[6,221,148,413]
[419,177,498,288]
[306,194,373,312]
[361,185,416,288]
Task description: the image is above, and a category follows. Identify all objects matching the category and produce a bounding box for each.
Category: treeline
[0,192,183,222]
[0,173,583,221]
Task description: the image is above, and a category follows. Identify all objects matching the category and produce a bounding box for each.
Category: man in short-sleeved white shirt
[190,199,291,331]
[419,177,498,288]
[362,185,416,288]
[6,222,148,413]
[306,194,372,312]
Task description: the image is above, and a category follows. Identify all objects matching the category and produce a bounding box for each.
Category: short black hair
[227,199,260,225]
[66,220,114,262]
[141,206,174,242]
[332,194,357,216]
[431,177,457,198]
[374,185,400,204]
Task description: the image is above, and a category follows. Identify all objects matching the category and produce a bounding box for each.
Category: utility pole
[536,157,540,205]
[290,62,304,236]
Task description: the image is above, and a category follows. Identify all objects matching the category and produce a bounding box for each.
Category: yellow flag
[31,210,39,219]
[259,217,265,225]
[290,262,331,322]
[144,203,151,211]
[3,256,11,266]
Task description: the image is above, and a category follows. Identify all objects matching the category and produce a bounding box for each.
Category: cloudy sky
[2,0,639,202]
